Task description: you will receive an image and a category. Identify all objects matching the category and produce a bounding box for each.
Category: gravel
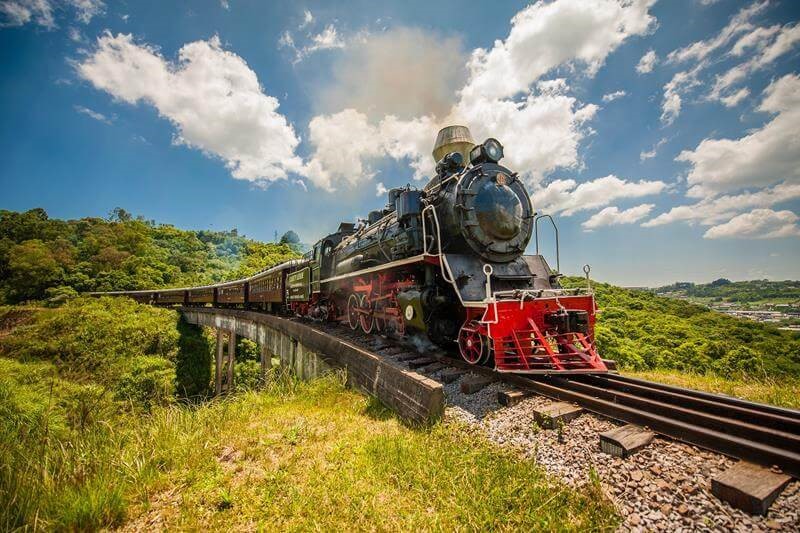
[438,371,800,532]
[317,323,800,531]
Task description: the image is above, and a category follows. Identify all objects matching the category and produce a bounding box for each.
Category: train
[96,126,608,374]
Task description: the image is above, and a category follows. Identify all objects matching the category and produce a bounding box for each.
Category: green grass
[1,361,618,531]
[623,368,800,410]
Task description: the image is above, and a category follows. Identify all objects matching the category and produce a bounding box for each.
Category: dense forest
[0,208,300,304]
[655,278,800,303]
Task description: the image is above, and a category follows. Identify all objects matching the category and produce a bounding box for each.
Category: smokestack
[432,125,475,164]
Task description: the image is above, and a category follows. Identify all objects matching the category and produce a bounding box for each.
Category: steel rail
[573,374,800,434]
[497,372,800,478]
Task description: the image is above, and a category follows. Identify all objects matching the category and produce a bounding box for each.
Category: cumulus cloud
[643,182,800,227]
[77,33,302,185]
[602,90,626,102]
[534,175,666,216]
[74,104,112,124]
[375,182,387,197]
[0,0,103,28]
[301,110,435,191]
[452,82,598,185]
[703,209,800,239]
[318,27,467,120]
[303,0,657,192]
[582,203,654,230]
[677,73,800,197]
[636,49,657,73]
[459,0,656,104]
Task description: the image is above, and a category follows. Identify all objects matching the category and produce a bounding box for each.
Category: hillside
[655,279,800,305]
[0,208,299,303]
[562,277,800,379]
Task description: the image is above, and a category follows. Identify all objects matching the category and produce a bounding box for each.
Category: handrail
[534,214,560,273]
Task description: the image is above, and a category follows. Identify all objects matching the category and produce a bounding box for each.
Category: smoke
[404,333,438,354]
[317,27,467,120]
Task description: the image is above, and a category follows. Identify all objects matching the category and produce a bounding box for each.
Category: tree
[280,230,300,245]
[109,207,132,222]
[7,240,64,301]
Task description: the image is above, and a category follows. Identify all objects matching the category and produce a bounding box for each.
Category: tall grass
[1,362,618,531]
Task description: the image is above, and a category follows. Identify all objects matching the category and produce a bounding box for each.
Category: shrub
[115,356,176,411]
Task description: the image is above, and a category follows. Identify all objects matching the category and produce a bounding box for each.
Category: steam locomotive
[99,126,607,374]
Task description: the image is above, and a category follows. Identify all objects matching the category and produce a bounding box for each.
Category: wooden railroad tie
[711,461,792,516]
[497,389,532,407]
[533,402,583,429]
[599,424,655,458]
[460,375,497,394]
[439,368,467,384]
[407,357,437,369]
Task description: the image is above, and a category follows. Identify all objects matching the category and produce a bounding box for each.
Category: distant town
[652,279,800,332]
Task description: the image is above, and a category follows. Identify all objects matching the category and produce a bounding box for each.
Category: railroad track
[313,320,800,479]
[493,372,800,479]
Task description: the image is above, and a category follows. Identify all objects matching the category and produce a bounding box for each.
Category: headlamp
[469,138,504,165]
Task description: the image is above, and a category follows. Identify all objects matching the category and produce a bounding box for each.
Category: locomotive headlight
[469,138,505,165]
[484,138,504,162]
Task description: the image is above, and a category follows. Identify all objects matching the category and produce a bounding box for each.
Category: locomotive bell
[432,125,475,164]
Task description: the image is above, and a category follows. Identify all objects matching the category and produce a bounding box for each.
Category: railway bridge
[180,306,444,424]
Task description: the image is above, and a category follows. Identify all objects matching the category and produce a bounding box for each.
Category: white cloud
[643,182,800,227]
[451,82,599,186]
[602,90,626,102]
[459,0,656,104]
[0,0,104,27]
[535,175,666,216]
[299,9,313,29]
[677,73,800,197]
[719,87,749,107]
[74,104,112,124]
[375,182,387,197]
[77,33,302,185]
[68,0,102,23]
[301,110,435,191]
[703,209,800,239]
[730,24,781,56]
[659,2,769,123]
[282,23,346,63]
[660,64,702,125]
[640,137,667,161]
[304,0,659,192]
[582,203,654,230]
[1,0,55,27]
[709,23,800,102]
[667,1,767,64]
[636,49,657,73]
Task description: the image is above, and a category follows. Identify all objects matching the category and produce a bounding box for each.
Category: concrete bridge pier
[214,329,236,395]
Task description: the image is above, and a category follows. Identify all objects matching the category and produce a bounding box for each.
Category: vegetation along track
[316,319,800,479]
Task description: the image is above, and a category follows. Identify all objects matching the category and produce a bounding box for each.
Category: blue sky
[1,0,799,286]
